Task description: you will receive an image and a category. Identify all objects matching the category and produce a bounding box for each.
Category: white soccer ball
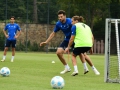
[0,67,10,77]
[51,76,65,89]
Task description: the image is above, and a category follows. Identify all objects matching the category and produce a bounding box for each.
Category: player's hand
[5,35,9,38]
[14,35,18,39]
[40,42,47,46]
[89,48,93,54]
[65,47,69,53]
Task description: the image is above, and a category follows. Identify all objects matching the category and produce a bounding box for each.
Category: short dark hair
[10,16,15,19]
[57,10,66,15]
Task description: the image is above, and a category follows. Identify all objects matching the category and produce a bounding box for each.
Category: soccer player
[65,15,100,76]
[40,10,99,75]
[1,16,21,62]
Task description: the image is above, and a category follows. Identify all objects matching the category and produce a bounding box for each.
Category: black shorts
[59,40,74,50]
[73,47,91,56]
[5,39,16,48]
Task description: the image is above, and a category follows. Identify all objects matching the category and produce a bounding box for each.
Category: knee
[4,47,8,51]
[56,49,63,56]
[56,50,61,55]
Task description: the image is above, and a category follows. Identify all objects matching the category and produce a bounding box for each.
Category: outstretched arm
[40,31,56,46]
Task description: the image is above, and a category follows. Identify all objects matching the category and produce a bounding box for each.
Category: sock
[11,56,14,60]
[91,66,95,70]
[74,65,78,72]
[83,63,88,70]
[3,55,6,60]
[65,64,70,69]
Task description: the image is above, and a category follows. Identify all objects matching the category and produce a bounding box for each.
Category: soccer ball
[51,76,65,89]
[0,67,10,77]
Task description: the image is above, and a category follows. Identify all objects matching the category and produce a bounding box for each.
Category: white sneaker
[84,69,89,74]
[11,60,14,62]
[60,68,71,74]
[1,59,5,62]
[93,68,100,75]
[71,72,78,76]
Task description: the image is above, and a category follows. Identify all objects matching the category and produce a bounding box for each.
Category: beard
[60,19,65,23]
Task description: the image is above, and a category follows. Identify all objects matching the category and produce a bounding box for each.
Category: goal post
[104,18,120,83]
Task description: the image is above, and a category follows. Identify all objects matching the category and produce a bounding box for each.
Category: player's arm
[68,35,75,49]
[15,25,21,39]
[40,32,56,46]
[65,25,76,52]
[40,23,59,46]
[3,29,8,38]
[15,30,21,38]
[89,31,94,54]
[45,31,56,43]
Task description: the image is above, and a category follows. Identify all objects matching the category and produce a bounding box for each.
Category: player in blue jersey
[40,10,72,74]
[40,10,98,75]
[1,16,21,62]
[40,10,88,74]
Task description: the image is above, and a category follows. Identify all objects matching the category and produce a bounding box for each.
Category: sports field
[0,51,119,90]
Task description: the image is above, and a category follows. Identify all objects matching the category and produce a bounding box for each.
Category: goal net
[104,18,120,83]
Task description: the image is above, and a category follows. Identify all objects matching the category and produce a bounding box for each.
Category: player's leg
[84,53,100,75]
[11,40,16,62]
[71,53,78,76]
[78,53,89,74]
[75,47,89,74]
[56,40,71,74]
[1,40,10,62]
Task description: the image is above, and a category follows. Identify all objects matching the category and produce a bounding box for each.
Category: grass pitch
[0,51,119,90]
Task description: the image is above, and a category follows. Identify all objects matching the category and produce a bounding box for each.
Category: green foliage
[0,30,5,50]
[16,40,25,51]
[16,40,45,51]
[30,42,39,51]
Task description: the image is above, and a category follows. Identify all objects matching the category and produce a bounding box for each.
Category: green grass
[0,51,119,90]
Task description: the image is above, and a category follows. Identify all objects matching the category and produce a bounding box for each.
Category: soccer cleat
[1,59,5,62]
[84,69,89,74]
[11,60,14,62]
[71,72,78,76]
[60,68,71,74]
[93,68,100,75]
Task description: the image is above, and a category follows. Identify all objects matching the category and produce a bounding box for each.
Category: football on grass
[0,67,10,77]
[51,76,65,89]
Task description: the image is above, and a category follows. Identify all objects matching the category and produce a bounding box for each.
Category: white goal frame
[104,18,120,83]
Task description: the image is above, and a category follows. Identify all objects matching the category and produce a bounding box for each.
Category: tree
[33,0,38,23]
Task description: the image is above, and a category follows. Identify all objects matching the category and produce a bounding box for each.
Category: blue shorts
[59,40,74,50]
[73,47,91,56]
[5,39,16,48]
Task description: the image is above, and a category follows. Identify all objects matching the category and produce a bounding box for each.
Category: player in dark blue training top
[40,10,72,74]
[1,16,21,62]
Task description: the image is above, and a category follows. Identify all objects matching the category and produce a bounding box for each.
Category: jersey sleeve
[71,25,76,35]
[17,24,21,31]
[4,24,8,30]
[53,22,60,32]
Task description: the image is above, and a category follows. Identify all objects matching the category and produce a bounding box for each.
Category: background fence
[0,0,120,54]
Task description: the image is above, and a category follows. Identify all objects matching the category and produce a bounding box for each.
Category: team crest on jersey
[60,24,69,29]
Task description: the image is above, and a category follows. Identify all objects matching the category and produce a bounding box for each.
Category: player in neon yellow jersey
[65,16,100,76]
